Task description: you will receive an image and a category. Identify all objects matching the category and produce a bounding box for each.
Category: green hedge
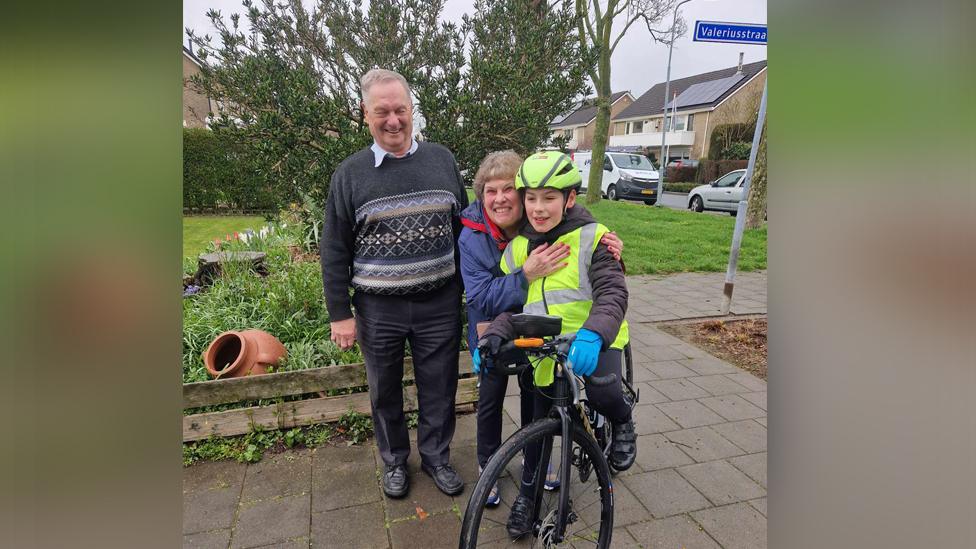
[697,159,749,184]
[665,166,697,183]
[183,128,275,213]
[663,182,699,193]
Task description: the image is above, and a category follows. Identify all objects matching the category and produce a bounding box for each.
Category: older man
[320,68,469,498]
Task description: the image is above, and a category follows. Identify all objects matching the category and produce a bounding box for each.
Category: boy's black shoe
[421,463,464,496]
[383,464,409,498]
[507,495,535,538]
[609,420,637,471]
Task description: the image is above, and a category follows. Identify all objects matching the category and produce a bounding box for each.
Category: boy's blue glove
[475,335,504,375]
[567,329,602,377]
[472,348,482,374]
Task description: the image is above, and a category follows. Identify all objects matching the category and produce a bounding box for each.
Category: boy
[473,151,637,538]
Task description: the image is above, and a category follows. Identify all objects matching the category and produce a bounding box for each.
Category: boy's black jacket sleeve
[581,242,629,350]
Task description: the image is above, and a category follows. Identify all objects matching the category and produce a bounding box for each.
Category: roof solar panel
[665,73,745,110]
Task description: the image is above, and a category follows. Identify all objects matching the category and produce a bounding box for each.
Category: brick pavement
[183,271,767,548]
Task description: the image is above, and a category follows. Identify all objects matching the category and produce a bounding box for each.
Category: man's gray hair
[360,68,411,105]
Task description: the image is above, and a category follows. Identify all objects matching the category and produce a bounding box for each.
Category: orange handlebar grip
[514,337,545,348]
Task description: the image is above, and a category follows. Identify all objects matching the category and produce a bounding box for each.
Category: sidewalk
[184,271,767,548]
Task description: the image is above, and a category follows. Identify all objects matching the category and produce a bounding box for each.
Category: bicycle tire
[459,418,614,548]
[624,343,634,387]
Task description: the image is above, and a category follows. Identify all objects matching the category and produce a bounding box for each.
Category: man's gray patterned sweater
[320,142,469,321]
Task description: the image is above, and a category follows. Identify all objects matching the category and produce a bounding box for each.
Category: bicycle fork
[530,406,575,545]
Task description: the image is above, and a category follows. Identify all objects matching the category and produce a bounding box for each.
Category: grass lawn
[465,189,766,275]
[183,215,267,259]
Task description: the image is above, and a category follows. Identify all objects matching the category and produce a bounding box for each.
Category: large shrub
[708,122,756,160]
[720,141,752,160]
[183,128,276,212]
[696,159,749,183]
[665,166,697,183]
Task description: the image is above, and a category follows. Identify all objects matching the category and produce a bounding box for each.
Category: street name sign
[693,21,767,45]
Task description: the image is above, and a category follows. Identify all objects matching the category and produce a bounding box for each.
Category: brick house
[610,57,766,164]
[183,45,214,128]
[548,91,635,151]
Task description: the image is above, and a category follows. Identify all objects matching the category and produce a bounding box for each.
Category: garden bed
[659,317,767,379]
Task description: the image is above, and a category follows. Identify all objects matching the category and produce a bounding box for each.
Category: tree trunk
[585,46,613,205]
[745,126,767,228]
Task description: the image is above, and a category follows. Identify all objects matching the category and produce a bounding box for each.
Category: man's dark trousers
[353,281,461,468]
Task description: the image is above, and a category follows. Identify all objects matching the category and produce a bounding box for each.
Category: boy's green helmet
[515,151,582,191]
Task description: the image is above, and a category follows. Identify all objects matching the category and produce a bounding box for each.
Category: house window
[687,113,694,131]
[628,120,644,134]
[614,122,626,135]
[666,114,687,131]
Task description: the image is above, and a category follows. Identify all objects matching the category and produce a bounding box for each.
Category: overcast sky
[183,0,766,99]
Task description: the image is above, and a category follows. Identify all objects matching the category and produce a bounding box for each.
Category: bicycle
[459,313,639,548]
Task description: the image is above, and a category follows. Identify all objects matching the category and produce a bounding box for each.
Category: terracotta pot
[203,329,287,379]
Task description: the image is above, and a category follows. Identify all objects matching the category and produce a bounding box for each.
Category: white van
[574,150,661,205]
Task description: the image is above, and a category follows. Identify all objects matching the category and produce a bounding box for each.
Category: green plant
[336,410,374,445]
[721,141,752,160]
[406,411,419,430]
[283,427,304,448]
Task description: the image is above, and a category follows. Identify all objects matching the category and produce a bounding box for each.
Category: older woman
[459,150,622,507]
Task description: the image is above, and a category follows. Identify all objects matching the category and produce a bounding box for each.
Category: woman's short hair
[473,150,523,200]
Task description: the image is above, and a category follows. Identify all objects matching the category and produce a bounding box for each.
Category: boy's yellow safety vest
[500,222,629,386]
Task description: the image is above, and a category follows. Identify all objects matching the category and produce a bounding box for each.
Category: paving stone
[650,379,711,401]
[311,451,381,513]
[389,510,461,549]
[739,391,767,411]
[231,494,310,549]
[183,529,231,549]
[691,502,767,549]
[609,477,654,527]
[241,450,312,503]
[631,403,681,435]
[728,453,767,488]
[668,342,711,359]
[711,420,766,453]
[631,363,660,383]
[749,497,767,517]
[183,466,246,534]
[447,443,481,497]
[452,411,479,446]
[723,372,767,392]
[250,539,309,548]
[620,469,710,519]
[677,460,765,506]
[633,382,670,405]
[643,360,698,380]
[664,427,745,462]
[676,358,738,376]
[626,515,721,549]
[633,434,694,471]
[655,401,726,429]
[311,501,388,549]
[687,375,751,396]
[698,395,765,421]
[640,345,688,362]
[184,459,247,494]
[382,451,458,520]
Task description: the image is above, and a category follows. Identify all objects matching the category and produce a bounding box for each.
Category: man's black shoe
[421,463,463,496]
[609,420,637,471]
[507,495,535,538]
[383,464,409,498]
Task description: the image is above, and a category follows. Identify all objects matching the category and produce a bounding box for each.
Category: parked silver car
[687,169,746,215]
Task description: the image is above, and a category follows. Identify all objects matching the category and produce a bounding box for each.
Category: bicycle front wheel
[459,417,614,548]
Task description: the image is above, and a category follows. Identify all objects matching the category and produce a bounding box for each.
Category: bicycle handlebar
[486,336,619,404]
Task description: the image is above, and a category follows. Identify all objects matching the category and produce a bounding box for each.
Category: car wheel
[729,210,737,217]
[689,195,704,212]
[644,199,656,205]
[607,184,618,201]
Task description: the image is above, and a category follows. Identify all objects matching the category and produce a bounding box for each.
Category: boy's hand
[567,329,602,377]
[600,232,624,262]
[476,334,504,372]
[523,243,571,282]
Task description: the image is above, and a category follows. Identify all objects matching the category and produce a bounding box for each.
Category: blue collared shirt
[371,139,419,167]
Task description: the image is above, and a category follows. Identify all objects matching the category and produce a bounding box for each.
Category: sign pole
[720,80,767,315]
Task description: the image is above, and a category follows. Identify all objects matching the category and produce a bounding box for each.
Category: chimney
[736,52,744,74]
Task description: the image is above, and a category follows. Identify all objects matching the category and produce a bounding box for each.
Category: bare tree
[575,0,678,204]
